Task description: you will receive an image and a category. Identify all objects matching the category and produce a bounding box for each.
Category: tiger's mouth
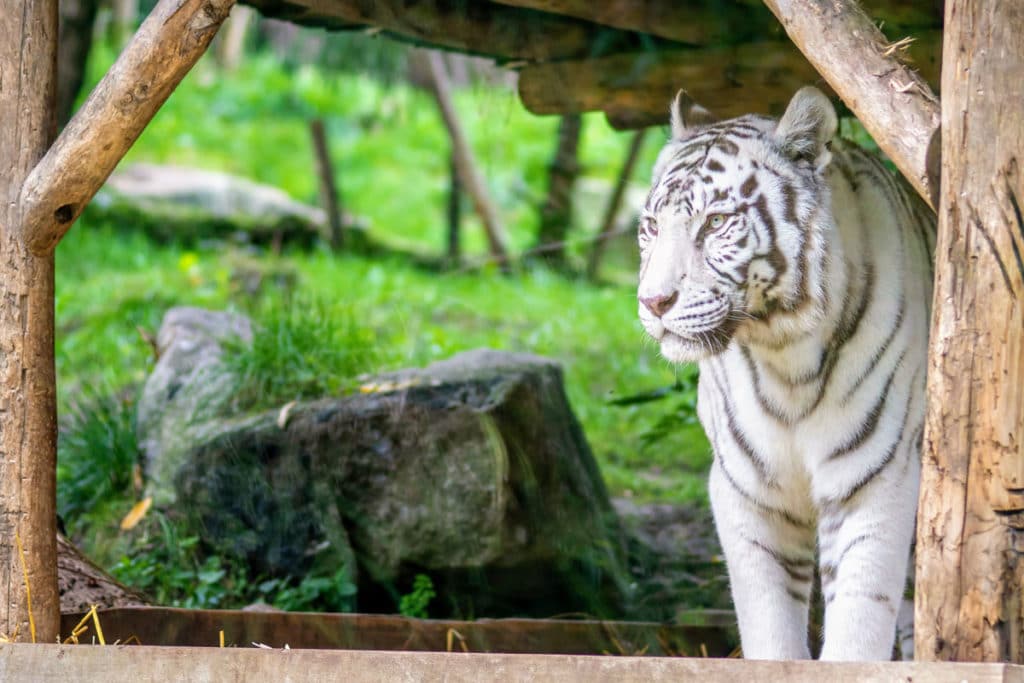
[654,319,738,363]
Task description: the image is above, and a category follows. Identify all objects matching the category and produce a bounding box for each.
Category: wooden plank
[489,0,940,46]
[488,0,780,47]
[0,0,61,644]
[59,607,733,656]
[519,47,825,122]
[518,35,939,130]
[761,0,941,209]
[3,644,1024,682]
[915,0,1024,663]
[241,0,672,62]
[19,0,236,256]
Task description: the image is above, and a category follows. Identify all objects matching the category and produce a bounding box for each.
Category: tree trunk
[535,114,582,269]
[419,49,510,267]
[915,0,1024,663]
[587,128,646,281]
[0,0,60,643]
[309,118,345,250]
[57,0,101,126]
[446,152,462,266]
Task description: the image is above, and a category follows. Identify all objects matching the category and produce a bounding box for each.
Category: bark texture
[242,0,668,63]
[761,0,942,209]
[915,0,1024,662]
[0,0,60,643]
[57,533,149,614]
[490,0,940,44]
[20,0,236,256]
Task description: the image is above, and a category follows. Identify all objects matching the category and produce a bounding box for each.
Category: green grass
[220,296,387,412]
[56,36,711,609]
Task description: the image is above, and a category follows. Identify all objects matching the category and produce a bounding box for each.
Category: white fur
[637,89,934,660]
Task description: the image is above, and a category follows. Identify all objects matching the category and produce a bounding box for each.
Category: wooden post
[20,0,236,257]
[915,0,1024,662]
[0,0,60,643]
[587,128,646,281]
[309,119,345,250]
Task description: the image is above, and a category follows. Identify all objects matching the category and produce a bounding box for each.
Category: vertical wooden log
[586,128,646,281]
[0,0,60,643]
[535,113,582,269]
[915,0,1024,662]
[309,118,345,250]
[446,152,462,266]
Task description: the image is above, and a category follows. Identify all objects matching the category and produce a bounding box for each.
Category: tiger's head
[637,86,838,363]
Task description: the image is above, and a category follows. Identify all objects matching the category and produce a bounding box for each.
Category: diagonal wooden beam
[20,0,236,256]
[761,0,941,210]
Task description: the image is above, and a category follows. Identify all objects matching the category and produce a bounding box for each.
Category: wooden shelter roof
[241,0,943,128]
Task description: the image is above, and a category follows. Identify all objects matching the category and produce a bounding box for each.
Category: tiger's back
[636,87,934,660]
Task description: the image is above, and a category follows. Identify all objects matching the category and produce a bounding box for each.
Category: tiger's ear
[774,87,838,170]
[670,90,717,139]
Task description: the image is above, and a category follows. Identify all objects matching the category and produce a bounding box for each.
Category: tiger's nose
[640,292,679,318]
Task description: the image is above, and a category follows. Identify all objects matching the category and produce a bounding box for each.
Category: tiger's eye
[709,214,725,229]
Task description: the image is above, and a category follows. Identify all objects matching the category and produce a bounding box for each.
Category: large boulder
[136,307,629,618]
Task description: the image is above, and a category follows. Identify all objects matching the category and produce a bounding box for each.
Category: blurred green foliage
[58,36,714,611]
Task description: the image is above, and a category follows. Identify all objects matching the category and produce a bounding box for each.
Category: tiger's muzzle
[638,287,737,362]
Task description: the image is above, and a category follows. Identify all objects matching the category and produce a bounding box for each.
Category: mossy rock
[136,307,631,618]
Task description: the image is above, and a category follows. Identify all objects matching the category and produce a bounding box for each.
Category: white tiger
[636,87,934,660]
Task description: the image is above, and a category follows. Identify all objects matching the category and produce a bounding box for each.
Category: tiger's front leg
[816,451,919,661]
[709,460,816,659]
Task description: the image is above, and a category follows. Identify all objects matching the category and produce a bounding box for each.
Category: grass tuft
[221,297,386,412]
[57,390,142,538]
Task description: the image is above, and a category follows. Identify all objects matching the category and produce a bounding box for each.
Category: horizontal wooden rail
[2,644,1024,681]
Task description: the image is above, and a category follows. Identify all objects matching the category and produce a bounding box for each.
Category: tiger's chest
[695,326,919,511]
